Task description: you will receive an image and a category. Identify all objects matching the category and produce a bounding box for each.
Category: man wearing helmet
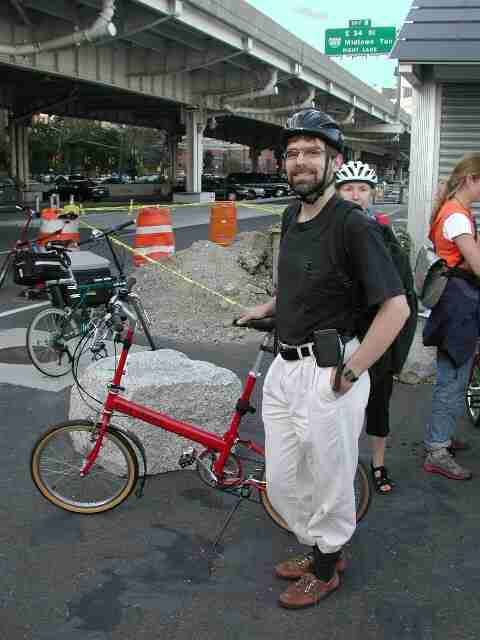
[336,160,397,496]
[238,108,410,608]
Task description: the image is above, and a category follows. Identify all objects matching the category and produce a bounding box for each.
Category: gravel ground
[133,231,275,343]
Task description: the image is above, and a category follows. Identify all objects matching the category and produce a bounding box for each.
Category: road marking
[0,328,148,392]
[0,301,49,319]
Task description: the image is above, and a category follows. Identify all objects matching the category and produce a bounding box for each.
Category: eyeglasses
[284,148,327,161]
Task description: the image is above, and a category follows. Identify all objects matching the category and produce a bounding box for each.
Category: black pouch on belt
[312,329,346,392]
[311,329,343,367]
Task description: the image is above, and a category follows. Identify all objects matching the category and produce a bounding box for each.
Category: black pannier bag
[13,249,70,286]
[61,251,114,307]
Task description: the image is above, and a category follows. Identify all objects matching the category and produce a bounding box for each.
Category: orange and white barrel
[38,207,80,246]
[58,204,80,247]
[133,206,175,266]
[37,208,62,245]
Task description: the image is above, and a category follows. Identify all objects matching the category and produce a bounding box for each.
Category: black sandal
[371,463,395,494]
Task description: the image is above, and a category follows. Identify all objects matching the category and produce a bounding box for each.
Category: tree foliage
[30,117,170,178]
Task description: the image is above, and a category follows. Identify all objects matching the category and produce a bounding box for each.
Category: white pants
[262,338,370,553]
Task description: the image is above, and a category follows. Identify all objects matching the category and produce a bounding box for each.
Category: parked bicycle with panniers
[30,311,371,535]
[21,219,156,377]
[0,204,74,295]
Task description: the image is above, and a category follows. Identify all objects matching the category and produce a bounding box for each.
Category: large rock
[69,349,242,475]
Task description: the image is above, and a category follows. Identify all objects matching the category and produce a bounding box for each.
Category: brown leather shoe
[278,572,340,609]
[275,551,346,580]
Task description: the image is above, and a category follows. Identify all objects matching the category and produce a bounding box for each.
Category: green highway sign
[325,26,396,56]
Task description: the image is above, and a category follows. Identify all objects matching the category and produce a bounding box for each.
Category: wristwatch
[342,366,359,383]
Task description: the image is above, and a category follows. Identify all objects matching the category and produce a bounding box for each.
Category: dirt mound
[133,231,275,343]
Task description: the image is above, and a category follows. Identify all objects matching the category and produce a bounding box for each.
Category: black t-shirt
[276,195,404,345]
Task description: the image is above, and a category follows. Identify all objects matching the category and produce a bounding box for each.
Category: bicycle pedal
[178,447,197,468]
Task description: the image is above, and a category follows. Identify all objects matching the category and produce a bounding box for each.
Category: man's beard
[290,173,321,198]
[289,165,333,203]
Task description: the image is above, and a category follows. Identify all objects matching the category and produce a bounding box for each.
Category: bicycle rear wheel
[0,251,13,289]
[261,460,371,532]
[466,356,480,426]
[30,421,138,514]
[27,307,80,377]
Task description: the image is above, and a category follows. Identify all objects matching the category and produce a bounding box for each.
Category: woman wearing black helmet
[238,108,409,609]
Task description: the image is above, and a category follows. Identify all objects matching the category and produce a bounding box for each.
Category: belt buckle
[297,344,314,359]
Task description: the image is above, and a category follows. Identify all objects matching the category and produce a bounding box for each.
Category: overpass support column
[23,124,30,189]
[8,118,17,182]
[185,110,205,193]
[407,78,440,262]
[250,146,261,172]
[15,123,25,188]
[274,148,283,174]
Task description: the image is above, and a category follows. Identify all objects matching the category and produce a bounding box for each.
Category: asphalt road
[7,201,478,640]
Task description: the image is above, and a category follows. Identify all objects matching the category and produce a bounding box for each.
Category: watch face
[343,368,357,382]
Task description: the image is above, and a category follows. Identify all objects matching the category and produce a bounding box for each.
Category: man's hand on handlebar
[235,301,276,326]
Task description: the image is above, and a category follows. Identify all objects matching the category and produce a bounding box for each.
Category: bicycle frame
[81,322,271,485]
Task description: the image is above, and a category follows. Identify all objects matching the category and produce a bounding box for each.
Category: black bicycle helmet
[283,108,344,153]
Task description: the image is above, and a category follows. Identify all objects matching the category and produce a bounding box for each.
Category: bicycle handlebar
[78,219,135,246]
[233,317,276,332]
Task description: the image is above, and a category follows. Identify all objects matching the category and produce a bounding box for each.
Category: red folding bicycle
[30,295,371,532]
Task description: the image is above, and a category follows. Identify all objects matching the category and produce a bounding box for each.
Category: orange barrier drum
[208,202,237,246]
[133,206,175,265]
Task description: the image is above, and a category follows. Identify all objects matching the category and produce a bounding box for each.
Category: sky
[245,0,413,89]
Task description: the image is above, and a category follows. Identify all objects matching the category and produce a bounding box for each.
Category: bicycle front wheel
[261,460,371,532]
[30,421,139,514]
[27,307,80,377]
[466,356,480,426]
[0,251,13,289]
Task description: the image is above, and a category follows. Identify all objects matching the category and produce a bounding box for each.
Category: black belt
[279,335,354,361]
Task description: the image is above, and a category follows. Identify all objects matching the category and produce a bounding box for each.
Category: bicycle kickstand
[211,492,247,553]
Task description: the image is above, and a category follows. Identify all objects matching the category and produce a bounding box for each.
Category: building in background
[374,76,414,116]
[392,0,480,257]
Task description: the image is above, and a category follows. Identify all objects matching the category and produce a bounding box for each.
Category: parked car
[226,172,291,198]
[45,179,110,203]
[201,176,260,201]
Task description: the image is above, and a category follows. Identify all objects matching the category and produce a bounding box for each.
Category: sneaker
[274,551,346,580]
[278,572,340,609]
[424,448,472,480]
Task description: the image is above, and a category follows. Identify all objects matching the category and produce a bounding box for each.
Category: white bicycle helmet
[336,160,378,187]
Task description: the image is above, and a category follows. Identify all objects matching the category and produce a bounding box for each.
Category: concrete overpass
[0,0,411,199]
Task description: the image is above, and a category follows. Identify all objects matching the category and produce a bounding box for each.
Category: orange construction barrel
[208,202,237,246]
[133,206,175,266]
[38,207,80,246]
[37,208,62,245]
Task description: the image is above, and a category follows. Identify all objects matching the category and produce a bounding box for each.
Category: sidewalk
[2,336,480,639]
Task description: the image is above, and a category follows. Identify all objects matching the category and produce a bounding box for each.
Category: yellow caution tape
[79,219,247,309]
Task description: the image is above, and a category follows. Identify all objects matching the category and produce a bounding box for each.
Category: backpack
[280,200,418,374]
[414,235,479,309]
[414,242,450,309]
